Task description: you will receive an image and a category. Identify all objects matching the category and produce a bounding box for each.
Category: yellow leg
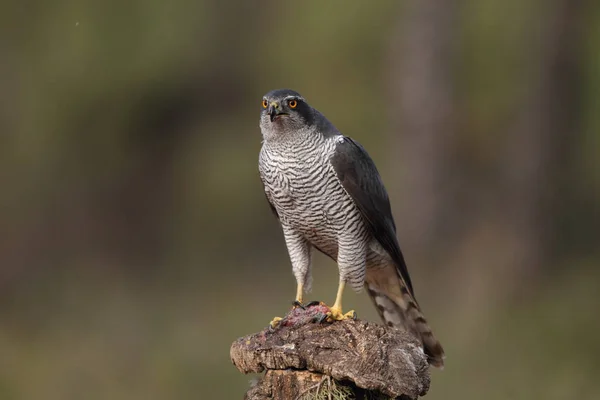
[327,280,356,321]
[270,283,305,328]
[295,283,303,304]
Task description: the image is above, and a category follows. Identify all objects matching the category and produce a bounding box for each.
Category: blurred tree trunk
[387,0,459,261]
[0,1,266,289]
[77,1,264,272]
[504,0,586,283]
[387,0,587,307]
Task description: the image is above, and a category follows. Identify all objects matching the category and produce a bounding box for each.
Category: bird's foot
[326,306,357,322]
[292,300,322,310]
[269,301,342,328]
[269,316,283,329]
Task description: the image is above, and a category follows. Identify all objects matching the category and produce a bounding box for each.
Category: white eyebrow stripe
[283,95,305,101]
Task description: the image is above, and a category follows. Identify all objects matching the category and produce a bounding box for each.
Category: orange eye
[288,99,297,109]
[262,99,268,109]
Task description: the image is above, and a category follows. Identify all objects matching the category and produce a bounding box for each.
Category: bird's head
[259,89,315,140]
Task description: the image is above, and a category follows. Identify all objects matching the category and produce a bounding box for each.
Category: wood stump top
[230,304,431,399]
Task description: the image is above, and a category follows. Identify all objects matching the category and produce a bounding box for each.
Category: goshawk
[258,89,444,367]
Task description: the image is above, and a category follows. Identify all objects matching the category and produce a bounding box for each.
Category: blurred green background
[1,0,599,399]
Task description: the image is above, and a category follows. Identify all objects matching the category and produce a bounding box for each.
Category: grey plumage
[258,89,445,367]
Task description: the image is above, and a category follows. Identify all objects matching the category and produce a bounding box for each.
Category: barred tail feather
[366,280,445,368]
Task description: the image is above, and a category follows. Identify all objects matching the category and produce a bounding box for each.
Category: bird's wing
[330,136,414,295]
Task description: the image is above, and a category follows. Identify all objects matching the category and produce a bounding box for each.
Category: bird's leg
[292,285,321,309]
[292,283,304,308]
[270,285,300,327]
[271,227,312,328]
[296,282,303,303]
[270,286,301,327]
[326,280,356,321]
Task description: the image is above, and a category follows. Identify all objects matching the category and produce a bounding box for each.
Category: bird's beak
[267,101,286,122]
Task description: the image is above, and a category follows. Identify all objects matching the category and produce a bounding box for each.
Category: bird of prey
[258,89,445,367]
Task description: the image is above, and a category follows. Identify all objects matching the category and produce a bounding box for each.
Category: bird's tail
[366,273,445,368]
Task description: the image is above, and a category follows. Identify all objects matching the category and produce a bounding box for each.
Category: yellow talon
[327,307,356,321]
[325,280,356,322]
[270,316,283,328]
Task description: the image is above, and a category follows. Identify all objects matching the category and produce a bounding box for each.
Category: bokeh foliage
[1,0,599,399]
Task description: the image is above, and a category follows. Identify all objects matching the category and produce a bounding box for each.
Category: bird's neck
[262,127,326,154]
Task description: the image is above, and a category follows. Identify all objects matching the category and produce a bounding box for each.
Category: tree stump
[230,304,431,399]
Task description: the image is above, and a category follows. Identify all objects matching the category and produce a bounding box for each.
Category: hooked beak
[267,101,287,122]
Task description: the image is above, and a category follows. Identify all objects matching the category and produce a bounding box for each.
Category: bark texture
[231,304,430,399]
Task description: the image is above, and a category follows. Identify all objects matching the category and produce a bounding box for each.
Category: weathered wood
[245,370,326,400]
[231,304,430,399]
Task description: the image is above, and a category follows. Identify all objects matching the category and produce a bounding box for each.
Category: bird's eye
[288,99,298,109]
[262,99,268,109]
